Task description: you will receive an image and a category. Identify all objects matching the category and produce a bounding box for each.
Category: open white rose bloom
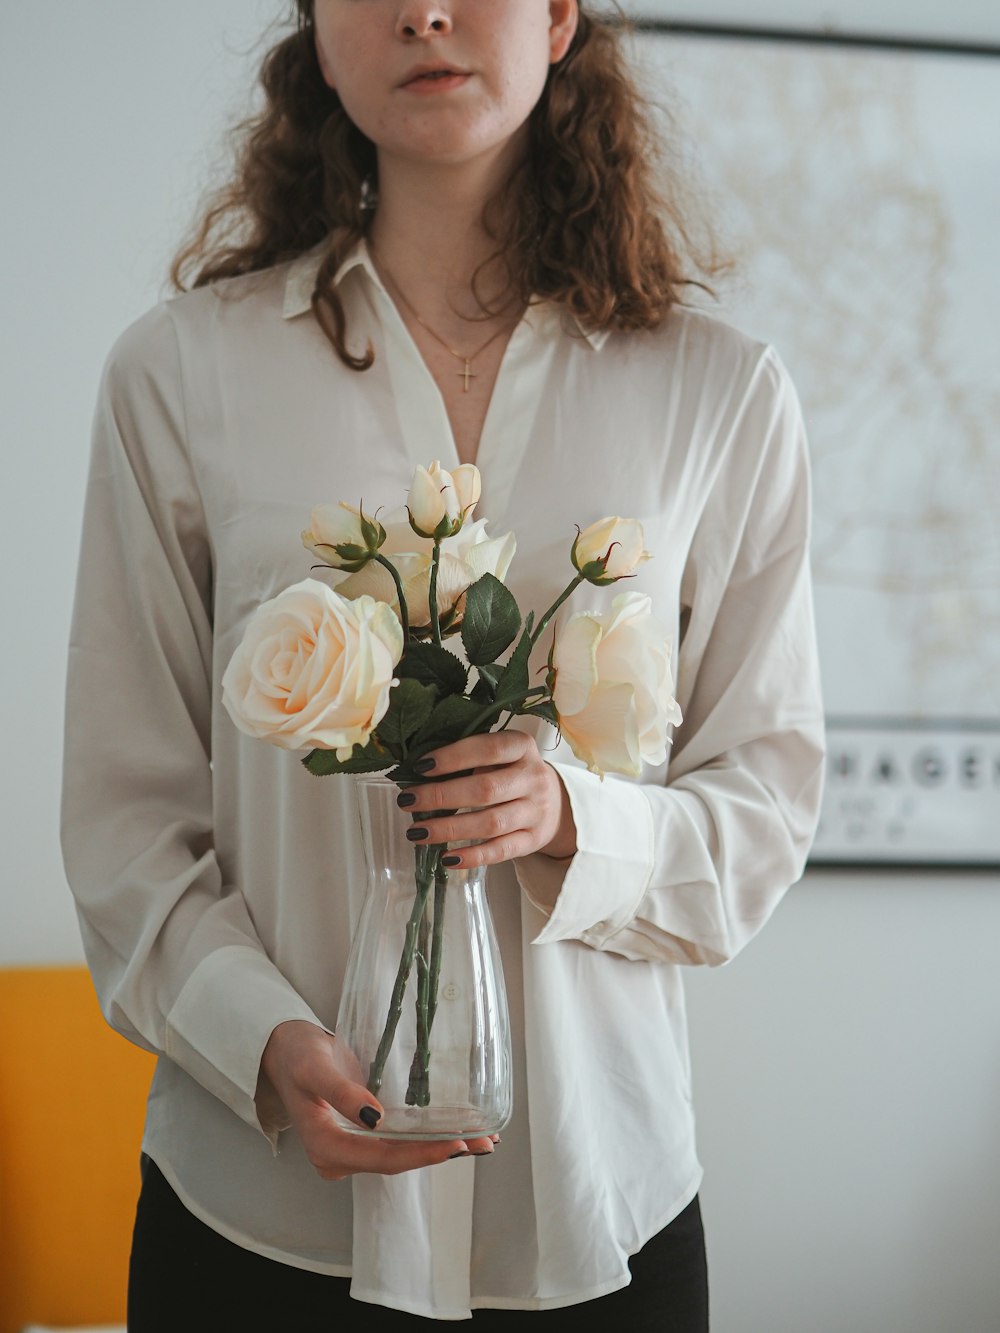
[551,591,682,778]
[221,578,404,758]
[330,511,516,632]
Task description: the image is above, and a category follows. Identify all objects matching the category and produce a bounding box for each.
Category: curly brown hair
[170,2,723,369]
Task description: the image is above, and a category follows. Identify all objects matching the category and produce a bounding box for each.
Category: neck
[368,143,524,322]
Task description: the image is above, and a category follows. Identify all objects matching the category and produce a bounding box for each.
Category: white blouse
[61,241,825,1319]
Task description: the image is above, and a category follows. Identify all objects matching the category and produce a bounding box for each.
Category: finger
[400,762,530,823]
[323,1053,388,1133]
[306,1123,474,1180]
[403,796,535,850]
[417,731,533,778]
[433,828,543,870]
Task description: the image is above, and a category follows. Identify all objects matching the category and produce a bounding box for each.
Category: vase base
[339,1103,509,1142]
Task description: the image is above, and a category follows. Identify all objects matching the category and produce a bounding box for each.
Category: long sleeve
[516,345,826,965]
[60,304,323,1140]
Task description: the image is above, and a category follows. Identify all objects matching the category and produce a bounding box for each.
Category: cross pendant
[458,361,475,392]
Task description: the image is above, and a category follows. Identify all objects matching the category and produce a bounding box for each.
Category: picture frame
[628,19,1000,868]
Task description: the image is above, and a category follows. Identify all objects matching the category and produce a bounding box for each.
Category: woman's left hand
[398,732,577,867]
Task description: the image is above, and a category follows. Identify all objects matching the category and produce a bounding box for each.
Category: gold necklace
[373,251,517,393]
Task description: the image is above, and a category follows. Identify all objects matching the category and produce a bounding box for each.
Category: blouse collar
[281,237,611,351]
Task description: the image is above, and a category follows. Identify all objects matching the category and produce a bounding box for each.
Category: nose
[395,3,453,39]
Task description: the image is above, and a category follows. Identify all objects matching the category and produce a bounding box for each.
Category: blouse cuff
[515,762,654,949]
[165,944,326,1150]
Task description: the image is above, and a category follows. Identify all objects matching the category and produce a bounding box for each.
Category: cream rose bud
[407,460,481,539]
[572,516,651,584]
[221,578,404,759]
[302,502,383,572]
[551,591,682,778]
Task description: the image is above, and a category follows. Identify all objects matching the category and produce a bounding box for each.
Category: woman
[62,1,825,1327]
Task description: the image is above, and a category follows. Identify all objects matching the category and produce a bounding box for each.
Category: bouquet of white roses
[222,460,681,1105]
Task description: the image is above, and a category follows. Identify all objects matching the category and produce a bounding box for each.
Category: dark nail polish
[441,854,461,867]
[397,791,417,807]
[406,827,429,842]
[413,757,436,773]
[359,1106,381,1129]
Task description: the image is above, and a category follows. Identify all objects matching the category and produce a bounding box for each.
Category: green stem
[428,541,443,647]
[405,847,449,1108]
[530,573,586,650]
[405,891,433,1106]
[427,853,448,1033]
[374,553,410,640]
[366,846,434,1096]
[459,685,549,738]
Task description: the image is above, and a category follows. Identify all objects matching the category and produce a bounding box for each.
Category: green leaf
[395,641,469,697]
[461,574,521,666]
[476,662,502,693]
[414,693,485,749]
[377,678,437,753]
[495,629,532,704]
[302,742,393,776]
[520,698,560,728]
[468,662,501,707]
[470,677,494,706]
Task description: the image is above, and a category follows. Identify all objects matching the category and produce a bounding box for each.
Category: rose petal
[551,614,602,717]
[559,681,641,778]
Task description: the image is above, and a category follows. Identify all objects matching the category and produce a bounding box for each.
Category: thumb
[322,1047,386,1133]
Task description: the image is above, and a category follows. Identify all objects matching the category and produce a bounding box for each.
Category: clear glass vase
[333,775,513,1141]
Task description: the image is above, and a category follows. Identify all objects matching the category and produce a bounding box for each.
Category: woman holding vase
[61,1,825,1328]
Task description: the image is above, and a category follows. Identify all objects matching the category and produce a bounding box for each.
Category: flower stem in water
[366,844,434,1096]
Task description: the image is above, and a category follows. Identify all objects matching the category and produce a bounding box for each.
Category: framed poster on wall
[626,20,1000,867]
[812,717,1000,867]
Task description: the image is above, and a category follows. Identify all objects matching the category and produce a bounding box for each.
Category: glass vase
[333,775,513,1141]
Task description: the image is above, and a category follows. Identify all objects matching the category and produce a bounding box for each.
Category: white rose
[407,460,482,538]
[221,578,404,758]
[551,591,681,778]
[331,513,515,631]
[302,502,363,565]
[572,516,651,583]
[301,502,384,571]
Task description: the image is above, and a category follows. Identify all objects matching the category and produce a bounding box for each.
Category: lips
[401,64,469,88]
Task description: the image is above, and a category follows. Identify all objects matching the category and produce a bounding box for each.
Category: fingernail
[359,1106,381,1129]
[442,855,461,867]
[397,791,417,807]
[413,757,436,773]
[472,1148,494,1156]
[406,827,428,842]
[448,1150,471,1160]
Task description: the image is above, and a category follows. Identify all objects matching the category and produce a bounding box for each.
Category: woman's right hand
[258,1020,497,1179]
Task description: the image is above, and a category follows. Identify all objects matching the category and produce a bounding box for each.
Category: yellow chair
[0,966,154,1333]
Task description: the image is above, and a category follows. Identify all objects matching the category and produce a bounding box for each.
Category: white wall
[1,0,278,963]
[2,4,998,1330]
[685,873,1000,1332]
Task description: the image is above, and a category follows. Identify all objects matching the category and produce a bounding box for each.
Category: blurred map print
[633,30,1000,863]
